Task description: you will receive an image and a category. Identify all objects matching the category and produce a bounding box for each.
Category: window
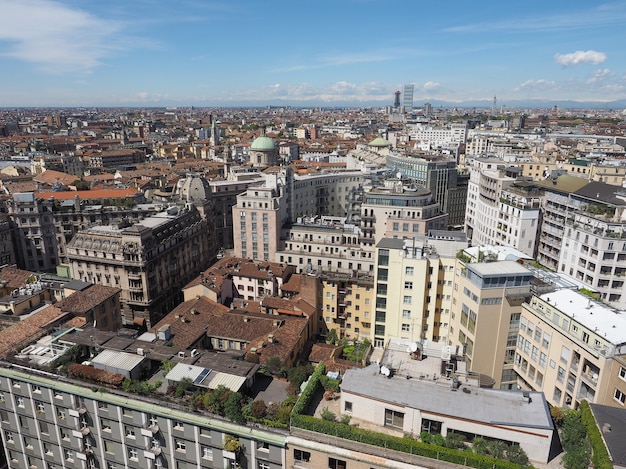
[344,401,352,413]
[258,463,270,469]
[329,458,347,469]
[15,396,24,407]
[294,449,311,463]
[403,295,412,304]
[402,310,411,318]
[176,440,186,452]
[384,409,404,429]
[614,388,625,405]
[5,430,13,442]
[173,420,184,430]
[401,324,410,332]
[404,281,413,290]
[36,401,45,413]
[125,426,135,438]
[620,367,626,381]
[128,448,138,460]
[202,446,213,459]
[405,266,414,275]
[64,449,73,461]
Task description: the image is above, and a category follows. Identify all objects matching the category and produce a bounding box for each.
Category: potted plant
[223,434,240,459]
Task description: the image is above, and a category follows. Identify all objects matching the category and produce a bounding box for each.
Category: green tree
[206,385,231,416]
[287,366,308,391]
[250,400,267,419]
[487,440,507,459]
[444,432,465,450]
[326,328,338,345]
[321,407,336,422]
[224,392,246,424]
[472,437,489,455]
[506,444,529,466]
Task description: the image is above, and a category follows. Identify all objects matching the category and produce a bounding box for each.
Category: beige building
[66,204,216,327]
[233,183,287,262]
[321,271,374,341]
[373,233,466,348]
[355,180,448,247]
[516,288,626,410]
[450,259,533,389]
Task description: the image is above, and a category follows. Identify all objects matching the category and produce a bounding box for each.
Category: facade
[402,84,414,111]
[496,182,542,257]
[465,159,526,247]
[537,175,626,308]
[373,233,466,348]
[320,271,374,341]
[354,180,448,247]
[66,204,216,327]
[7,190,155,272]
[0,365,286,469]
[339,364,555,463]
[233,185,286,262]
[515,289,626,410]
[277,217,375,275]
[450,259,533,389]
[386,155,468,226]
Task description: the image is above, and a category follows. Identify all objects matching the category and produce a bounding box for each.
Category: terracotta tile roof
[0,266,35,291]
[309,343,341,363]
[83,173,116,182]
[281,274,302,292]
[1,180,38,193]
[0,305,72,358]
[33,169,78,186]
[33,188,139,201]
[56,285,121,315]
[151,296,230,350]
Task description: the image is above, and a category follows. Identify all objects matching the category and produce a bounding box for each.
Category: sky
[1,0,626,107]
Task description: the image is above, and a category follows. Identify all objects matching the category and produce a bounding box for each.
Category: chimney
[268,334,274,343]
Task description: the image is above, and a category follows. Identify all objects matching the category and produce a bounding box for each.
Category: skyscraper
[393,91,401,108]
[403,84,414,111]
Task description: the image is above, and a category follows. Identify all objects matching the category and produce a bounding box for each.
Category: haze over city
[1,0,626,107]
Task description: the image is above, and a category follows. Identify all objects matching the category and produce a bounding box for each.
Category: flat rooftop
[541,289,626,345]
[468,260,531,277]
[342,364,553,430]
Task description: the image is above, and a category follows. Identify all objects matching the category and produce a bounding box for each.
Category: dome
[368,137,391,147]
[251,136,276,151]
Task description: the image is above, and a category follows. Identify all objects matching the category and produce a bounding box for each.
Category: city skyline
[1,0,626,107]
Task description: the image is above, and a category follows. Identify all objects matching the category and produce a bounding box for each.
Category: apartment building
[537,175,626,309]
[450,258,533,389]
[515,289,626,410]
[276,217,375,275]
[232,184,286,262]
[465,159,526,247]
[66,204,216,327]
[355,179,448,247]
[385,155,469,226]
[0,359,285,469]
[372,233,466,348]
[7,190,157,271]
[320,271,374,341]
[495,181,542,257]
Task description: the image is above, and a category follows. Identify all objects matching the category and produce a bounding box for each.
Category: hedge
[579,401,613,469]
[292,362,325,416]
[291,414,531,469]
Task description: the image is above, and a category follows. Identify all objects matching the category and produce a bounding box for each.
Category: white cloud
[422,81,442,91]
[513,79,557,92]
[586,68,612,84]
[0,0,125,73]
[554,50,607,67]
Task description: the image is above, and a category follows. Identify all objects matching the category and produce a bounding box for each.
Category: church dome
[368,137,391,147]
[251,136,276,151]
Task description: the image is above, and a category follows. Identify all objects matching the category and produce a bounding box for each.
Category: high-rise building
[402,84,414,111]
[393,91,401,108]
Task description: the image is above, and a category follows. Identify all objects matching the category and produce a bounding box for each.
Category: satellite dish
[409,342,418,353]
[380,366,390,377]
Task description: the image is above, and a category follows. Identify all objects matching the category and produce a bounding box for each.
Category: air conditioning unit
[190,349,198,357]
[137,348,144,356]
[177,351,185,358]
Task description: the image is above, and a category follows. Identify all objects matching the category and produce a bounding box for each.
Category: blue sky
[1,0,625,107]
